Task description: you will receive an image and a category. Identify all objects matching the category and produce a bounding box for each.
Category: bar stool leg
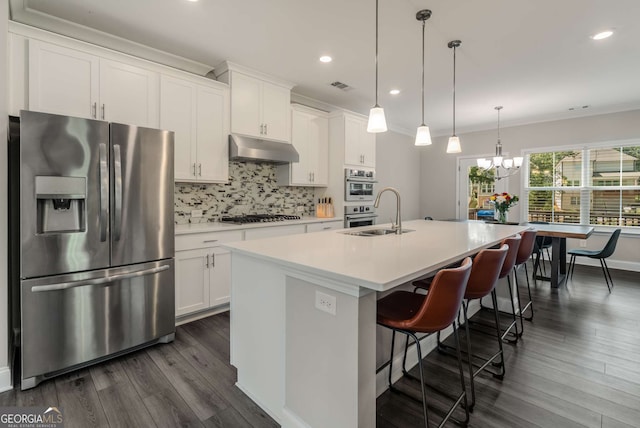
[513,266,525,337]
[388,330,396,390]
[523,263,534,321]
[462,301,475,412]
[408,332,430,428]
[452,322,470,426]
[491,290,506,379]
[504,275,519,343]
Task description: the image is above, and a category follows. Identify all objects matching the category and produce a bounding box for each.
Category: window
[525,144,640,228]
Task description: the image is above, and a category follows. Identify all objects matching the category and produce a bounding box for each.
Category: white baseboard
[0,366,12,392]
[234,382,282,425]
[376,301,482,397]
[281,407,312,428]
[175,304,229,326]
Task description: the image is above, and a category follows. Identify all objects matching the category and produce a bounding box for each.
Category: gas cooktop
[219,214,301,224]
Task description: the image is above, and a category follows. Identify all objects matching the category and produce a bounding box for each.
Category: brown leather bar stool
[513,230,538,331]
[378,258,473,428]
[476,234,522,343]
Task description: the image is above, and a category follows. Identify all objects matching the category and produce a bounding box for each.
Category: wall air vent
[330,81,354,91]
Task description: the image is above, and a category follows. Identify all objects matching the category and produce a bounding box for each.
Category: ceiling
[10,0,640,137]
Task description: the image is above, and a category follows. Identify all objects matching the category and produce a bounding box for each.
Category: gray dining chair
[568,228,621,292]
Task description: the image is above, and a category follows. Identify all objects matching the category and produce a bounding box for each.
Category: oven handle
[346,178,378,184]
[345,214,378,220]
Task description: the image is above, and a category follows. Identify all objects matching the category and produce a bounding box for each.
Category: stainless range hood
[229,134,299,164]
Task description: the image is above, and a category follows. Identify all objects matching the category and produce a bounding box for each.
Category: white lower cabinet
[305,220,343,233]
[175,230,242,317]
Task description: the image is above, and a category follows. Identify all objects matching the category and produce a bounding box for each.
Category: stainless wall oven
[345,168,376,201]
[344,205,377,228]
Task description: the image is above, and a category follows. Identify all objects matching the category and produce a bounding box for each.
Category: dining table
[523,222,595,288]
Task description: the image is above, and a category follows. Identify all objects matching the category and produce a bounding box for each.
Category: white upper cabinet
[160,74,229,183]
[99,59,159,127]
[343,113,375,168]
[29,40,159,127]
[216,62,293,143]
[28,40,99,119]
[277,104,329,186]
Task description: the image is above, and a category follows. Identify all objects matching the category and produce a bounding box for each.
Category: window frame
[522,139,640,233]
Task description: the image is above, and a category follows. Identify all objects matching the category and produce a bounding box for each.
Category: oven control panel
[349,205,375,214]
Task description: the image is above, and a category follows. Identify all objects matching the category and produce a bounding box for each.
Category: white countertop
[224,220,528,291]
[175,216,342,235]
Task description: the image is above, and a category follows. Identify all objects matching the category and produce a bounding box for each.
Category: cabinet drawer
[306,221,343,233]
[175,230,244,251]
[244,224,306,241]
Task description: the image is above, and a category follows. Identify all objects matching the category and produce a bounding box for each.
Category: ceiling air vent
[330,81,354,91]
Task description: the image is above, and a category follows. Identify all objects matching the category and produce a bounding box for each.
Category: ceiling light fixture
[414,9,432,147]
[367,0,388,133]
[591,30,613,40]
[476,106,523,180]
[446,40,462,153]
[389,89,400,95]
[319,55,332,63]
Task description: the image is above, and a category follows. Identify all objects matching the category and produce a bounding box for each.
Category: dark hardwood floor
[1,263,639,427]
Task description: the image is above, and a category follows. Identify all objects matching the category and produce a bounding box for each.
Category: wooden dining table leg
[550,237,568,288]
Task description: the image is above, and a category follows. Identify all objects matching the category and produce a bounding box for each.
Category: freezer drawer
[20,259,175,386]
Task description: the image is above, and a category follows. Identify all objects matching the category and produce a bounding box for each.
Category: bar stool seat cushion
[377,291,426,330]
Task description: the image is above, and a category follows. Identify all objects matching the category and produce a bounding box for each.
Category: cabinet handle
[92,102,97,119]
[203,239,219,243]
[312,172,315,182]
[198,163,202,176]
[101,104,105,120]
[206,254,209,268]
[264,124,268,134]
[211,253,215,268]
[260,124,264,135]
[323,226,332,230]
[193,163,197,176]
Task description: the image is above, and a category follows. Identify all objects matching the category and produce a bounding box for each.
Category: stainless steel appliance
[219,214,301,224]
[344,205,377,228]
[345,168,377,201]
[9,111,175,390]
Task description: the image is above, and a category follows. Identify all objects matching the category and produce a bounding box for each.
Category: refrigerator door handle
[113,144,123,241]
[99,143,109,242]
[30,264,171,293]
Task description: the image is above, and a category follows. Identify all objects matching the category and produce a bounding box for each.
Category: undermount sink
[342,228,415,237]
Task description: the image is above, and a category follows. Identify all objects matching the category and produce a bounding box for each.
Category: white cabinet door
[175,248,210,316]
[196,85,228,182]
[99,59,159,127]
[344,115,363,166]
[310,113,329,186]
[261,82,290,142]
[28,40,99,119]
[361,125,376,168]
[306,221,343,233]
[290,109,311,185]
[231,72,262,138]
[209,248,231,307]
[160,75,197,181]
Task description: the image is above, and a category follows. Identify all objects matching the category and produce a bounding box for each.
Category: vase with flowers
[489,192,519,223]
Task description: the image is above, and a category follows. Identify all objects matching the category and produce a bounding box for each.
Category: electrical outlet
[296,206,305,213]
[315,291,336,316]
[579,239,587,247]
[191,209,203,218]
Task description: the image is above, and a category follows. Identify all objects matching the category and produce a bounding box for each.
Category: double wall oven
[344,169,377,228]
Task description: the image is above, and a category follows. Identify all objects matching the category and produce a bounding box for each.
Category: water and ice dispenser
[35,176,86,234]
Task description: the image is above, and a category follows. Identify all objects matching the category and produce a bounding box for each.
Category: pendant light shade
[367,106,388,133]
[447,40,462,153]
[367,0,387,133]
[414,9,432,146]
[447,136,461,153]
[415,125,432,146]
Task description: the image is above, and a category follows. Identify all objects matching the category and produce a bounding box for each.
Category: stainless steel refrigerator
[9,110,176,390]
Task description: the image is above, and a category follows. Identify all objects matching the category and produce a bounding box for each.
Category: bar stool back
[377,257,473,428]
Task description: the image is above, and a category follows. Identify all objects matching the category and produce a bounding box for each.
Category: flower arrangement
[489,192,519,223]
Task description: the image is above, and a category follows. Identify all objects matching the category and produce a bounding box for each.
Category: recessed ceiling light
[389,89,400,95]
[186,0,199,2]
[319,56,332,63]
[591,31,613,40]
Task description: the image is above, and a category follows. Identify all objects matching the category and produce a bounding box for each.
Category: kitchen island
[225,220,527,428]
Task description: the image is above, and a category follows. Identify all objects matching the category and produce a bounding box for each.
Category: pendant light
[414,9,432,146]
[367,0,388,133]
[446,40,462,153]
[476,106,524,180]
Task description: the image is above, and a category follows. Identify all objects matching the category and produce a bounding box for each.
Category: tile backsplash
[175,161,316,224]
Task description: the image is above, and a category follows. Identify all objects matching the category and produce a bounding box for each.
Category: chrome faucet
[374,187,402,234]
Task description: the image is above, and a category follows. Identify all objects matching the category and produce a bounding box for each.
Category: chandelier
[476,106,523,180]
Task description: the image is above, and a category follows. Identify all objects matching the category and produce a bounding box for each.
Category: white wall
[420,109,640,267]
[1,3,11,391]
[375,130,421,223]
